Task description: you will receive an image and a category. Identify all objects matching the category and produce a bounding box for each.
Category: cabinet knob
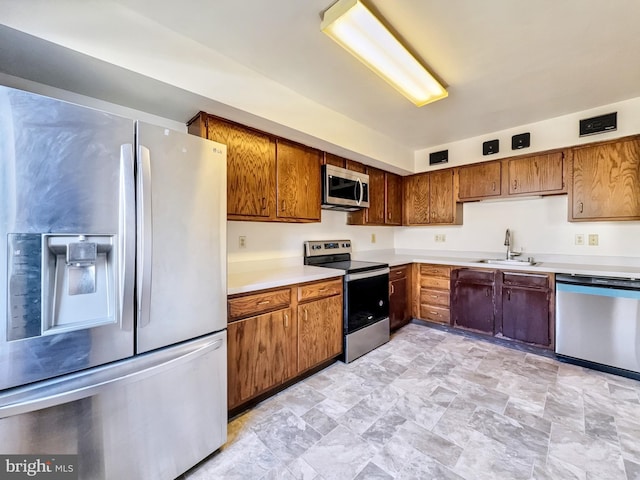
[390,284,395,295]
[578,201,584,213]
[513,180,518,190]
[283,312,289,328]
[492,181,496,191]
[261,197,267,210]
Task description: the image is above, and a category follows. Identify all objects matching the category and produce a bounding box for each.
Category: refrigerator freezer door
[136,122,227,353]
[0,331,227,480]
[0,86,135,391]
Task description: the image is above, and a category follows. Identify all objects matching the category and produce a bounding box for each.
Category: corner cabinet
[188,112,322,223]
[348,168,402,226]
[389,265,410,330]
[403,170,462,225]
[569,135,640,221]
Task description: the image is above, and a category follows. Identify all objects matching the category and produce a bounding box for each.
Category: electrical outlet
[371,233,376,244]
[434,234,446,243]
[575,234,584,246]
[239,236,247,248]
[588,234,599,246]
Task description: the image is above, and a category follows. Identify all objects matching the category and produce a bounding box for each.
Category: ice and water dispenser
[7,233,117,341]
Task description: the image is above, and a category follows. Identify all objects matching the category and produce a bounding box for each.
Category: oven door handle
[346,267,390,282]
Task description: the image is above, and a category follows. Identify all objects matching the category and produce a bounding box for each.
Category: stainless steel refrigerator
[0,85,227,479]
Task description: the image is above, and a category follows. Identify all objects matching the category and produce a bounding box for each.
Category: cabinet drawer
[228,288,291,320]
[390,265,409,280]
[420,288,450,307]
[502,271,550,289]
[420,304,450,324]
[420,277,450,290]
[420,264,451,277]
[454,268,495,283]
[298,279,343,303]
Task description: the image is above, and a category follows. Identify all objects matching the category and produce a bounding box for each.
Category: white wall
[227,210,394,264]
[396,97,640,260]
[415,96,640,171]
[394,195,640,259]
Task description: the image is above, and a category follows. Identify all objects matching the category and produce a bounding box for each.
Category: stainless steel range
[304,240,389,363]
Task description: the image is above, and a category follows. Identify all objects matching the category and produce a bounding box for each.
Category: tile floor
[182,323,640,480]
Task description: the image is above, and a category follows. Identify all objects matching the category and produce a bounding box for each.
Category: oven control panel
[304,240,351,257]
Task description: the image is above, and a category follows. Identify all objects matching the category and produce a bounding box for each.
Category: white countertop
[228,264,344,296]
[227,249,640,295]
[354,250,640,279]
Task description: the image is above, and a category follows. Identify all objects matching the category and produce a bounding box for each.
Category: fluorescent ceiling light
[321,0,447,107]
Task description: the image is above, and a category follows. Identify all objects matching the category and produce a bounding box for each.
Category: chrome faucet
[504,228,521,259]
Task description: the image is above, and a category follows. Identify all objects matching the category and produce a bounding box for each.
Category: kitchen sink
[477,258,541,266]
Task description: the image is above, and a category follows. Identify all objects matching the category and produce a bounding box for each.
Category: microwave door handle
[356,178,363,205]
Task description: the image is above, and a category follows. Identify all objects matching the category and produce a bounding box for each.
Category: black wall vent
[579,112,617,137]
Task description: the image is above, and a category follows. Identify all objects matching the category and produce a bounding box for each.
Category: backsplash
[228,196,640,267]
[227,209,394,265]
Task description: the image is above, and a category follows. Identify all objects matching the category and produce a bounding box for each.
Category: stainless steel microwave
[321,164,370,211]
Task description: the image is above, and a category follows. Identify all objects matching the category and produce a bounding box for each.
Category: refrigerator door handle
[0,336,224,419]
[137,145,153,327]
[120,144,135,329]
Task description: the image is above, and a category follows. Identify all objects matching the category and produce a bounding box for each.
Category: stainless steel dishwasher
[556,274,640,376]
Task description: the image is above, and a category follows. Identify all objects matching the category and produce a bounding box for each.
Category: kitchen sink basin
[477,258,541,266]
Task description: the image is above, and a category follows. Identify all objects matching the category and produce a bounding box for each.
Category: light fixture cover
[321,0,447,106]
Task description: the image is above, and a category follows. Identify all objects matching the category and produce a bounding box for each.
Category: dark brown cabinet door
[385,172,403,225]
[507,152,565,195]
[389,275,409,330]
[451,270,495,334]
[205,117,274,218]
[458,162,502,200]
[570,137,640,221]
[276,140,322,221]
[227,309,296,410]
[501,287,550,346]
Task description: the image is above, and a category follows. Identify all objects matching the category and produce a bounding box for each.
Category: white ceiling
[107,0,640,151]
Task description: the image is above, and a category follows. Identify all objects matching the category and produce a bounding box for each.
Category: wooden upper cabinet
[324,152,346,168]
[345,159,366,173]
[190,114,274,219]
[366,167,386,224]
[570,136,640,221]
[457,161,502,200]
[275,139,322,221]
[507,152,565,196]
[430,169,458,224]
[403,173,430,225]
[385,172,403,225]
[403,170,461,225]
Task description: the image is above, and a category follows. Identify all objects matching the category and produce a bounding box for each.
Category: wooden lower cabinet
[449,268,554,347]
[389,265,410,330]
[227,278,343,412]
[499,271,553,347]
[298,295,343,372]
[416,264,452,324]
[227,308,296,410]
[450,269,496,334]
